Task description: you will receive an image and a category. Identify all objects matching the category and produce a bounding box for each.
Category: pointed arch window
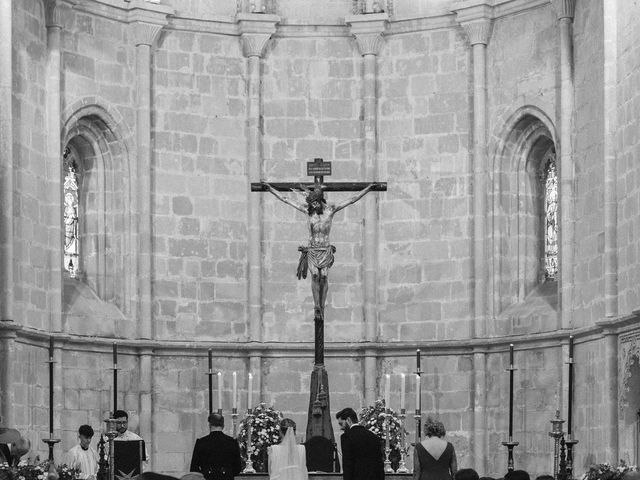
[542,153,558,280]
[63,147,80,277]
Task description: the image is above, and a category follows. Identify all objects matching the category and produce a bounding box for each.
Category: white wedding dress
[268,429,309,480]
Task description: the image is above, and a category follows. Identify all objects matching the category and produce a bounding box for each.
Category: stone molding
[43,0,63,28]
[0,320,21,339]
[552,0,576,20]
[237,13,280,57]
[452,0,494,46]
[345,13,389,56]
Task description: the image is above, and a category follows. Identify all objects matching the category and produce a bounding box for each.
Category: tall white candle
[232,372,237,410]
[217,372,223,411]
[400,373,406,411]
[248,373,253,412]
[384,374,390,410]
[415,374,421,412]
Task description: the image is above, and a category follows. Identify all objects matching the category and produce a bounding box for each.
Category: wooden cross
[251,157,387,193]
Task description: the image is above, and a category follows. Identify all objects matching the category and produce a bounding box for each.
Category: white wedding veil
[268,426,308,480]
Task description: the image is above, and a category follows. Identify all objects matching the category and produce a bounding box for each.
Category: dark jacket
[189,431,242,480]
[340,425,385,480]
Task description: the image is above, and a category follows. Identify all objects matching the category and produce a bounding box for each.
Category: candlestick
[233,372,237,410]
[383,412,393,473]
[113,343,117,366]
[415,374,420,412]
[508,345,515,438]
[112,342,118,413]
[384,374,390,409]
[49,336,54,436]
[248,373,253,412]
[396,411,409,473]
[208,349,212,371]
[217,372,223,412]
[400,374,406,411]
[567,336,575,440]
[568,336,574,360]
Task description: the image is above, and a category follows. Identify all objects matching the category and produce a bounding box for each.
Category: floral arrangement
[237,403,283,473]
[583,461,638,480]
[358,399,406,471]
[0,462,79,480]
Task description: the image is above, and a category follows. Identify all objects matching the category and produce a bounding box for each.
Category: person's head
[306,188,326,215]
[535,475,554,480]
[504,470,530,480]
[335,408,358,432]
[280,418,296,437]
[113,410,129,434]
[480,476,497,480]
[78,425,94,449]
[424,417,446,438]
[455,469,480,480]
[208,413,224,430]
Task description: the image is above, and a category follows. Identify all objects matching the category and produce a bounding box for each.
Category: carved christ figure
[263,182,375,321]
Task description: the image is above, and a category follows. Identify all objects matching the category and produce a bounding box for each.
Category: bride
[268,418,308,480]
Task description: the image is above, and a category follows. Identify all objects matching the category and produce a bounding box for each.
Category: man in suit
[336,407,384,480]
[190,413,242,480]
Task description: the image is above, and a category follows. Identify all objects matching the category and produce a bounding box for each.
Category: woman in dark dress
[413,418,457,480]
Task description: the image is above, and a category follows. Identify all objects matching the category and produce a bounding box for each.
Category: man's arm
[263,183,307,214]
[333,183,376,213]
[340,435,354,480]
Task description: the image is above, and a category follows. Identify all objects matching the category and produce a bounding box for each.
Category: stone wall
[572,0,606,327]
[12,0,50,330]
[616,0,640,314]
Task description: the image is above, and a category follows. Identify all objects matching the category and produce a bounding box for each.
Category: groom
[336,408,384,480]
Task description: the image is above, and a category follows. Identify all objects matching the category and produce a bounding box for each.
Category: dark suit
[189,431,242,480]
[340,425,384,480]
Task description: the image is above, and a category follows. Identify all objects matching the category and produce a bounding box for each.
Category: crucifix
[252,158,386,446]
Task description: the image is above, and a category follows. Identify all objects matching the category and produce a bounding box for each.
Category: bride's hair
[279,418,297,436]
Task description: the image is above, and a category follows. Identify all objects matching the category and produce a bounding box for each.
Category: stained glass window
[543,156,558,280]
[63,147,80,277]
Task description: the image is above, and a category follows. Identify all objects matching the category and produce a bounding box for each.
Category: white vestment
[66,445,99,479]
[267,430,308,480]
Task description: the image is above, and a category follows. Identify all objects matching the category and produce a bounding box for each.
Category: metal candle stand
[242,410,256,474]
[383,409,393,473]
[501,346,519,472]
[396,409,409,473]
[549,411,565,480]
[104,418,119,480]
[42,342,60,462]
[232,408,239,438]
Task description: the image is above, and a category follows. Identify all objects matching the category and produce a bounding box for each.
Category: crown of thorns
[305,187,326,204]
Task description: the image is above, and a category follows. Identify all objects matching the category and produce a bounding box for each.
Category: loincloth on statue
[296,245,336,280]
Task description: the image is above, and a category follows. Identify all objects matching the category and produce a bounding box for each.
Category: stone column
[597,322,619,462]
[128,4,171,469]
[0,322,20,428]
[602,0,618,318]
[553,0,576,329]
[238,13,279,401]
[44,0,63,334]
[128,3,171,340]
[0,0,13,322]
[345,12,388,407]
[454,3,492,472]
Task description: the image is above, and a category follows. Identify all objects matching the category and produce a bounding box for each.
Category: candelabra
[97,435,109,480]
[396,409,409,473]
[242,411,256,474]
[549,411,565,480]
[232,408,239,438]
[564,436,579,480]
[383,410,394,473]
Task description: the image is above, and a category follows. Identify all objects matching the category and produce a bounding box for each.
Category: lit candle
[400,373,406,412]
[510,344,514,366]
[416,349,421,371]
[217,372,223,411]
[415,374,421,413]
[248,373,253,412]
[113,342,117,365]
[208,349,212,372]
[232,372,237,410]
[384,374,390,410]
[49,336,54,361]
